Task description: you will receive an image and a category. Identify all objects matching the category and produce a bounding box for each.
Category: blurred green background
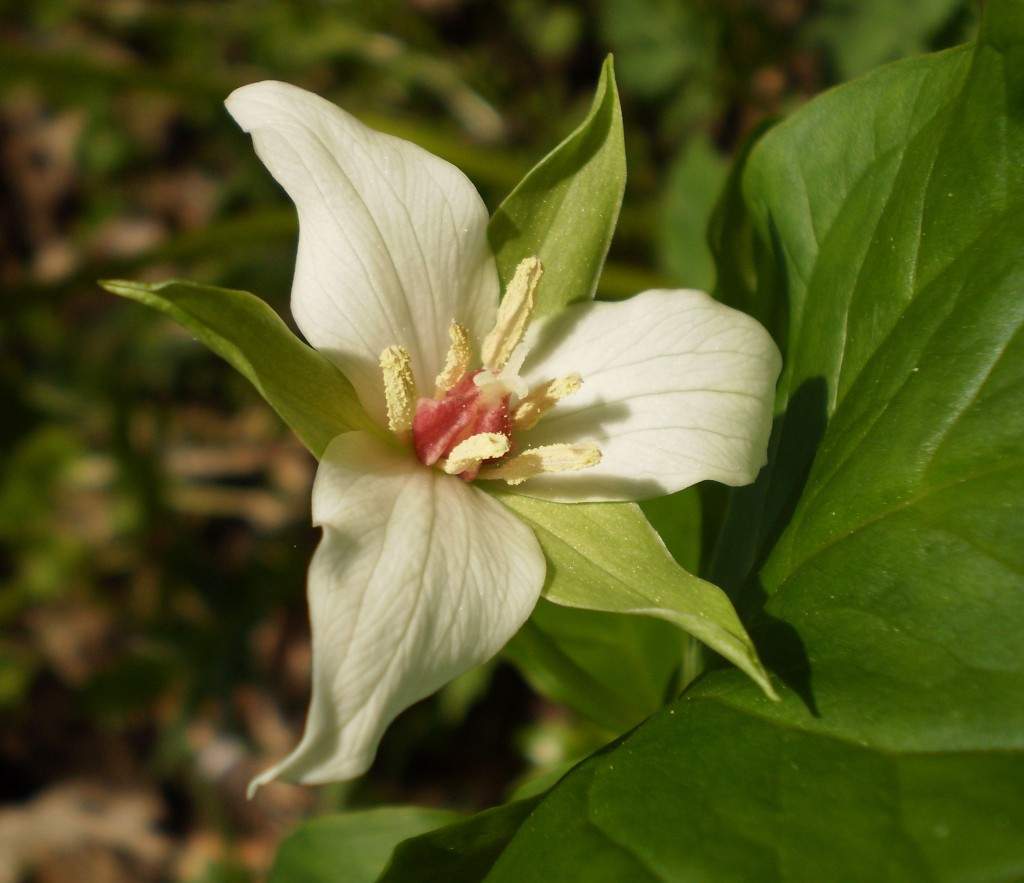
[0,1,977,879]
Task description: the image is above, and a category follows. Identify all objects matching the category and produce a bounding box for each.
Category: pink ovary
[412,371,513,479]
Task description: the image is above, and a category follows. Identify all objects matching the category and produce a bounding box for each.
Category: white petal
[226,82,500,427]
[249,432,544,792]
[516,290,782,502]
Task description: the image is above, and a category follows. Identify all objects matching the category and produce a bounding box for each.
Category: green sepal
[100,279,378,457]
[499,493,777,701]
[488,55,625,315]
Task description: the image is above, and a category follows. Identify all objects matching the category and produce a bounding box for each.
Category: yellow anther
[434,321,473,396]
[442,432,511,475]
[481,256,543,372]
[513,373,582,430]
[479,443,601,485]
[380,345,416,433]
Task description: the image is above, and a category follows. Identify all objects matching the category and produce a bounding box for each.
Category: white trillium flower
[226,81,782,794]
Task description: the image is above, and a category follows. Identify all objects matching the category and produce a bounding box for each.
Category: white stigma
[474,341,529,400]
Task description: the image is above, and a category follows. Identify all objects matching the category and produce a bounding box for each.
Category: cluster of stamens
[379,257,601,485]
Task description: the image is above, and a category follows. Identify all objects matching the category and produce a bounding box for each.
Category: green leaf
[379,798,542,883]
[718,0,1024,751]
[499,493,777,701]
[395,699,1024,882]
[267,807,460,883]
[638,485,702,575]
[100,279,377,457]
[488,55,625,316]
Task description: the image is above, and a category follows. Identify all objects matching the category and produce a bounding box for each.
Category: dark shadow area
[715,379,831,609]
[371,663,535,811]
[755,376,832,584]
[709,375,831,717]
[750,609,819,717]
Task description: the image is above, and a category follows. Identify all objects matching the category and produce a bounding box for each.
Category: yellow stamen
[434,321,473,396]
[479,443,601,485]
[442,432,511,475]
[513,373,582,430]
[481,256,543,372]
[380,345,416,433]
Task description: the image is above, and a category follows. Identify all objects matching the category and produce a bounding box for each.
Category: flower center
[412,370,513,479]
[379,257,601,485]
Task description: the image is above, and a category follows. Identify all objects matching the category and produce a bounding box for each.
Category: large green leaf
[716,0,1024,750]
[487,55,625,316]
[100,279,377,457]
[384,1,1024,875]
[442,699,1024,882]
